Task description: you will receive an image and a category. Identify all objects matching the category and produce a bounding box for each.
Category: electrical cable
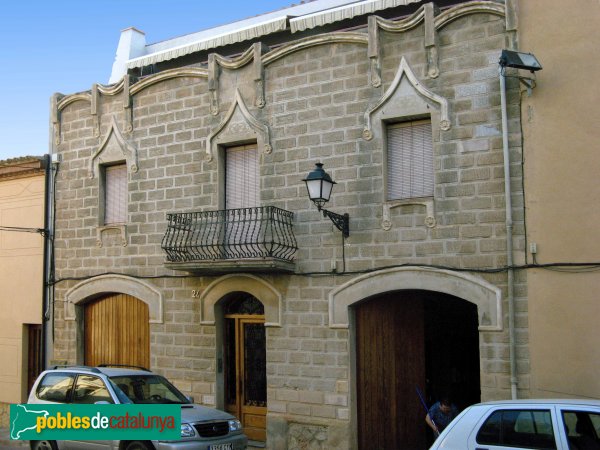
[50,260,600,285]
[0,226,47,234]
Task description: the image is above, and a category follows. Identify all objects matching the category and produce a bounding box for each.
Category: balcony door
[225,144,259,209]
[223,293,267,442]
[223,144,260,258]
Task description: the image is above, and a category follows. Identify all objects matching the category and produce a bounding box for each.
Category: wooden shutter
[104,164,127,224]
[226,144,259,209]
[387,120,433,200]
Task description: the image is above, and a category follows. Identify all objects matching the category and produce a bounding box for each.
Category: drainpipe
[499,67,518,400]
[41,154,51,371]
[44,95,60,369]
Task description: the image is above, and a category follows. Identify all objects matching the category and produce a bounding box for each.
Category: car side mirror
[186,395,195,403]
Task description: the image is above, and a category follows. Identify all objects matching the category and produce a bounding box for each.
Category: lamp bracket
[322,209,349,238]
[500,69,538,96]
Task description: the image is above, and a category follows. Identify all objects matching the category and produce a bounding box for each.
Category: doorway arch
[329,266,502,330]
[334,268,498,450]
[65,274,163,365]
[199,273,282,327]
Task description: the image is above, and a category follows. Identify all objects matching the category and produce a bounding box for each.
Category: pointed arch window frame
[362,57,451,230]
[89,115,139,247]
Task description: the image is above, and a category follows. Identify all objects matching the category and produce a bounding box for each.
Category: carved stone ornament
[363,57,451,141]
[206,89,271,161]
[96,225,127,248]
[382,199,436,230]
[89,115,138,178]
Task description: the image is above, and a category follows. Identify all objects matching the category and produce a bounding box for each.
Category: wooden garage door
[355,291,426,450]
[85,293,150,368]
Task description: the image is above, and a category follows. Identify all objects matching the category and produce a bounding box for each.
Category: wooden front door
[84,293,149,369]
[355,291,426,450]
[224,296,267,442]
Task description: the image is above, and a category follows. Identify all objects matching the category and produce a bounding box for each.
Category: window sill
[382,197,436,230]
[96,224,127,247]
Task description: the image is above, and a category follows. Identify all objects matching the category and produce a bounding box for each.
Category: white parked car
[430,399,600,450]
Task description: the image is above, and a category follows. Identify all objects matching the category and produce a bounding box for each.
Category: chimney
[109,27,146,84]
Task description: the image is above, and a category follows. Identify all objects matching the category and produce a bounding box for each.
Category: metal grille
[161,206,297,263]
[193,421,229,438]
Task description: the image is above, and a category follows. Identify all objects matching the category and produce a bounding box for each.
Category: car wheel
[30,441,57,450]
[124,441,154,450]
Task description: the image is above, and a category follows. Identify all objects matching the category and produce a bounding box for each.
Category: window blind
[387,120,434,201]
[226,144,259,209]
[104,164,127,224]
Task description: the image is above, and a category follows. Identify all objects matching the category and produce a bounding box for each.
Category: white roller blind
[104,164,127,224]
[387,120,434,201]
[226,144,259,209]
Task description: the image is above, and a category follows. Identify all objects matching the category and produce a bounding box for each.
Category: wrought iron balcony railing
[161,206,297,273]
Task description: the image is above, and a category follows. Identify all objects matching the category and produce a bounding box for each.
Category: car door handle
[475,448,489,450]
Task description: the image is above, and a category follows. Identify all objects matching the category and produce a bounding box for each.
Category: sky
[0,0,296,160]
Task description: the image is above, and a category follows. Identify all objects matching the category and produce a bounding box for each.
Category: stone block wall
[51,5,527,447]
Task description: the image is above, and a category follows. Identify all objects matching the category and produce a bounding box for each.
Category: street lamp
[303,162,349,238]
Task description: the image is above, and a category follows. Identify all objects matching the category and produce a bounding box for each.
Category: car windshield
[109,374,190,404]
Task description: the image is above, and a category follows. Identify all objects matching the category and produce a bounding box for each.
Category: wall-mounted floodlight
[499,49,542,72]
[499,49,542,96]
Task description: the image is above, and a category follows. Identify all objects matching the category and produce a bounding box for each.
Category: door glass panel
[224,294,264,315]
[243,322,266,407]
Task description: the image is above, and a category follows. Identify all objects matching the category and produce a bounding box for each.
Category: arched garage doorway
[84,293,150,369]
[354,290,480,449]
[330,267,501,449]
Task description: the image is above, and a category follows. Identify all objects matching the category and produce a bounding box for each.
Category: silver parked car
[27,365,248,450]
[430,399,600,450]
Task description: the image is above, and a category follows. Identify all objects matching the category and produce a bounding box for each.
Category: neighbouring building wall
[0,158,45,426]
[518,0,600,400]
[50,2,529,447]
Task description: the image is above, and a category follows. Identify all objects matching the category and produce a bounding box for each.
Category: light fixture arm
[322,209,349,238]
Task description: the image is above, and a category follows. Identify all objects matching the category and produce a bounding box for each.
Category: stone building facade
[49,1,528,448]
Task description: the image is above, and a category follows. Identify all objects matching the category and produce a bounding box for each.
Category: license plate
[209,444,233,450]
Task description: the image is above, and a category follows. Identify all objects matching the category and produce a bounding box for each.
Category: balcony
[161,206,297,274]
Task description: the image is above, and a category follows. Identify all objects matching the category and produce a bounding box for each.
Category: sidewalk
[0,427,28,449]
[0,427,263,450]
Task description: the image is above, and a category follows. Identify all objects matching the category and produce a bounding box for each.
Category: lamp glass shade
[321,178,334,202]
[303,162,336,208]
[306,178,325,201]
